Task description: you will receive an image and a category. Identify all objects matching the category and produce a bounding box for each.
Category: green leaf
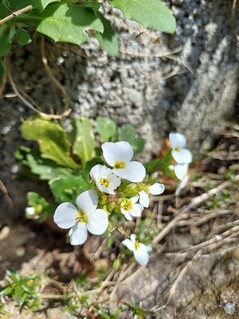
[96,117,116,142]
[0,59,4,85]
[8,0,60,10]
[95,13,119,56]
[16,147,71,181]
[118,124,145,155]
[0,4,11,19]
[15,28,31,45]
[21,118,78,169]
[49,174,91,203]
[71,118,96,166]
[18,3,104,45]
[110,0,176,34]
[0,25,12,57]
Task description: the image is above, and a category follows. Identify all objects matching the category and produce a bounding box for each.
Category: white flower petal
[76,189,98,213]
[130,196,139,204]
[139,190,149,208]
[113,161,146,182]
[174,163,189,180]
[134,244,150,266]
[69,223,88,245]
[172,148,192,164]
[90,164,112,179]
[122,239,135,251]
[175,174,190,196]
[149,183,165,195]
[169,132,186,149]
[130,234,137,242]
[87,209,108,235]
[130,203,143,217]
[121,210,133,221]
[54,203,77,229]
[102,142,120,166]
[114,141,134,161]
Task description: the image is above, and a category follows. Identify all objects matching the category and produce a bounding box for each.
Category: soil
[1,123,239,318]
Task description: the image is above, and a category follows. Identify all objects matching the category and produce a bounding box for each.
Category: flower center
[136,182,149,194]
[76,211,88,224]
[134,240,140,250]
[121,200,133,211]
[114,160,126,169]
[174,146,180,152]
[99,178,109,188]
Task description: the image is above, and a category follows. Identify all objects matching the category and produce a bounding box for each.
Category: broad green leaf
[21,118,77,169]
[0,4,11,19]
[110,0,176,34]
[27,192,54,220]
[17,3,104,45]
[96,117,116,142]
[0,25,12,57]
[118,124,145,155]
[71,118,96,166]
[15,28,31,46]
[95,13,119,56]
[8,0,60,10]
[49,174,91,203]
[79,1,100,10]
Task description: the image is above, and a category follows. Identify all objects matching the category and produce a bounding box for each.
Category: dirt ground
[1,123,239,319]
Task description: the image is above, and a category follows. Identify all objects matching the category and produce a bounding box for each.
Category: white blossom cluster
[169,133,192,195]
[54,141,165,266]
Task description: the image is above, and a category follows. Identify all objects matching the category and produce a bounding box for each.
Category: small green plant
[0,271,43,311]
[17,118,193,265]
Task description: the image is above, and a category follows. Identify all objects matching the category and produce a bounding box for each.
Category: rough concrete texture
[0,0,239,217]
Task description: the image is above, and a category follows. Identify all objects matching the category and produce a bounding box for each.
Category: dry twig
[0,5,32,25]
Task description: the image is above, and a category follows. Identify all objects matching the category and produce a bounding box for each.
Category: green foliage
[118,124,145,155]
[0,0,175,63]
[96,117,116,142]
[27,191,55,220]
[21,118,78,169]
[17,116,145,221]
[71,118,96,166]
[110,0,176,34]
[0,271,43,310]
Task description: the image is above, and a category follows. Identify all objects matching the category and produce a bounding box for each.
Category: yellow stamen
[76,211,88,224]
[134,240,140,250]
[114,160,126,169]
[121,200,133,211]
[174,146,180,152]
[99,178,109,188]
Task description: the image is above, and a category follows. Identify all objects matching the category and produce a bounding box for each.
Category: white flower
[174,163,189,180]
[102,141,146,183]
[54,190,108,245]
[90,164,121,194]
[120,196,143,220]
[169,133,192,164]
[122,234,152,266]
[139,183,165,208]
[176,174,190,196]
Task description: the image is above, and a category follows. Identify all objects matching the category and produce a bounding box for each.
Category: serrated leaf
[96,117,116,142]
[71,118,96,166]
[49,174,91,203]
[15,28,31,45]
[18,3,104,45]
[21,118,77,169]
[118,124,145,155]
[16,147,71,180]
[110,0,176,34]
[95,13,119,56]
